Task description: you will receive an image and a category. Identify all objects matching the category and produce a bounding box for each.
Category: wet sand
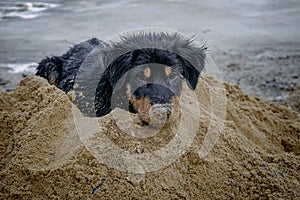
[0,75,299,199]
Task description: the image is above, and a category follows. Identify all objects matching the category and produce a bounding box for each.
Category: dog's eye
[136,67,151,81]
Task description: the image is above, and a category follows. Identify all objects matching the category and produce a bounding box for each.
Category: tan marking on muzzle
[130,96,152,123]
[126,83,131,99]
[165,67,172,77]
[169,96,180,123]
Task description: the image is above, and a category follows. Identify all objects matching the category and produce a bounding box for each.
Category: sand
[0,75,299,199]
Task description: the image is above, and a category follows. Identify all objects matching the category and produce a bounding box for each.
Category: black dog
[36,32,206,126]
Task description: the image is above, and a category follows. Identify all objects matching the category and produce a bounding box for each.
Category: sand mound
[0,75,299,199]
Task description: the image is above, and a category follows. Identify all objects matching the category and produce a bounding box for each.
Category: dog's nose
[150,104,172,123]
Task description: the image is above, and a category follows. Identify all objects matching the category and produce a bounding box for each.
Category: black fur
[36,33,206,117]
[95,48,199,116]
[36,38,101,92]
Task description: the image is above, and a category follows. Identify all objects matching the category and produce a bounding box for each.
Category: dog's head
[95,33,206,127]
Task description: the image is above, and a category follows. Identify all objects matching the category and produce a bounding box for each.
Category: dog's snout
[150,104,172,122]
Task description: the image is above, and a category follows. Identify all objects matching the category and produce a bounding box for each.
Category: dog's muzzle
[149,104,172,127]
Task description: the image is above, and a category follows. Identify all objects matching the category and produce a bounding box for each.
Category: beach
[0,75,299,199]
[0,0,299,199]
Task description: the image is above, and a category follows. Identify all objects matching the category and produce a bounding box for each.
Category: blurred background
[0,0,299,111]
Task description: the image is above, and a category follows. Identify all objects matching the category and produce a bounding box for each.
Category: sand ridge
[0,75,299,199]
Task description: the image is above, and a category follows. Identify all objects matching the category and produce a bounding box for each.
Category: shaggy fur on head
[102,32,207,74]
[36,32,207,120]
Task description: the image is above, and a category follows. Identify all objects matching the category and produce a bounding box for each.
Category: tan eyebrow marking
[165,67,172,77]
[144,67,151,78]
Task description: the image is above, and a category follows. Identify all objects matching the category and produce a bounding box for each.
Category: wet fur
[36,32,206,117]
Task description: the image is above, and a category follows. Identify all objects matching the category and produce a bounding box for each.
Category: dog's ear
[180,58,201,90]
[177,47,206,90]
[95,52,134,117]
[95,73,113,117]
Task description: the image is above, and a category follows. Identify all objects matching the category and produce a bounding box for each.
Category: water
[0,0,300,73]
[0,2,58,20]
[0,62,37,73]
